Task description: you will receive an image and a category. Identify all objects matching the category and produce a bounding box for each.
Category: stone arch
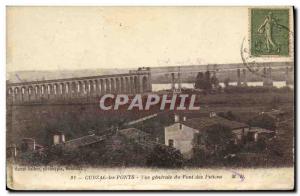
[13,87,20,102]
[82,81,88,95]
[41,85,46,99]
[14,87,19,94]
[7,87,13,103]
[34,85,40,100]
[28,86,34,101]
[77,81,84,96]
[46,84,51,94]
[53,83,59,96]
[65,82,70,96]
[47,84,53,99]
[60,83,65,96]
[7,88,12,95]
[7,88,13,98]
[21,86,27,101]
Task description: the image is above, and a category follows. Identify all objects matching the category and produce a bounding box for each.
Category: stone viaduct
[7,70,152,105]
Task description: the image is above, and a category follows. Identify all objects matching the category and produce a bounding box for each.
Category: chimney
[21,138,36,151]
[7,144,17,157]
[209,112,216,118]
[88,130,95,136]
[174,114,180,123]
[53,132,65,145]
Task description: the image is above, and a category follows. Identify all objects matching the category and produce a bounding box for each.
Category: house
[164,113,249,159]
[247,127,275,142]
[20,138,36,152]
[7,144,17,158]
[18,138,44,155]
[53,131,66,145]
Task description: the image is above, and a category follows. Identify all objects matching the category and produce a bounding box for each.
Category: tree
[248,114,276,131]
[195,72,205,89]
[192,124,235,166]
[146,145,184,168]
[195,71,216,91]
[217,111,237,121]
[224,78,230,87]
[204,124,233,154]
[204,71,212,90]
[211,74,219,88]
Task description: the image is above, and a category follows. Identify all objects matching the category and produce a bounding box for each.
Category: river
[152,81,293,91]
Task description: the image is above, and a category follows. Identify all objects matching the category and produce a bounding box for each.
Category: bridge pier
[242,69,247,86]
[7,88,13,104]
[263,67,273,87]
[94,80,99,96]
[171,73,175,91]
[21,87,27,102]
[48,84,55,100]
[139,76,144,93]
[111,78,116,94]
[237,69,241,86]
[129,77,133,94]
[61,83,66,100]
[115,78,119,94]
[34,86,39,101]
[14,88,20,103]
[120,78,124,94]
[285,67,293,86]
[177,72,181,90]
[89,80,95,98]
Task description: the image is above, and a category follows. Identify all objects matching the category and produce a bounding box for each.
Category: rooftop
[64,134,105,148]
[249,127,274,133]
[181,116,249,131]
[118,128,150,140]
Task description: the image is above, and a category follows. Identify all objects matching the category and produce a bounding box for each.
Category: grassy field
[7,87,294,147]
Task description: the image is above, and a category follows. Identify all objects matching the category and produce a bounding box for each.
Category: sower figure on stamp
[258,12,280,53]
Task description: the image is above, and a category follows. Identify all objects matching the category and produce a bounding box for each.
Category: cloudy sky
[7,6,292,72]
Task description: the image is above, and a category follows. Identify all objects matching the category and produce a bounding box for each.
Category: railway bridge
[147,62,294,90]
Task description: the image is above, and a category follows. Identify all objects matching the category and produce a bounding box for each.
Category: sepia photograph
[6,6,295,191]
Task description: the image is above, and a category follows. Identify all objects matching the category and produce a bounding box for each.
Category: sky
[6,6,293,72]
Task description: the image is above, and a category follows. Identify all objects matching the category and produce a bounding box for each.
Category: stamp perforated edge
[248,6,293,58]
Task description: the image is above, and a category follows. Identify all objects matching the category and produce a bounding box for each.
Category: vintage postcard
[6,6,294,190]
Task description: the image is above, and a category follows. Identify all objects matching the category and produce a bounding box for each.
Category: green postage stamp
[250,8,291,57]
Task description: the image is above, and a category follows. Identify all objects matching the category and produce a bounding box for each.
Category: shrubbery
[146,145,184,168]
